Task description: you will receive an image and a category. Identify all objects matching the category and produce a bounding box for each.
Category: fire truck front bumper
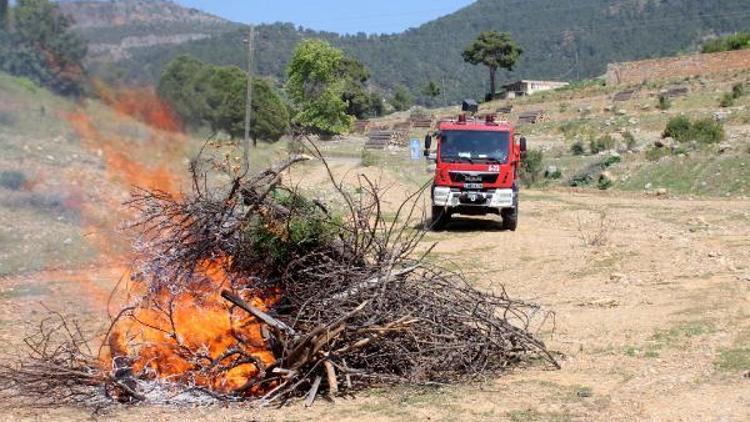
[433,187,515,212]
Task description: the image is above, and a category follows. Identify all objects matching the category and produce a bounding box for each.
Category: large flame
[108,259,279,394]
[64,84,278,395]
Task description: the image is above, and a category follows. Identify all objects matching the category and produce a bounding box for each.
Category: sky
[174,0,476,34]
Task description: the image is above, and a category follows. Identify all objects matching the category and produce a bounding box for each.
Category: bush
[597,177,613,191]
[545,168,562,179]
[702,32,750,53]
[520,149,544,186]
[361,148,378,167]
[691,118,725,144]
[0,170,27,191]
[663,115,693,142]
[570,141,585,156]
[720,93,735,108]
[657,95,672,110]
[242,190,337,268]
[645,146,670,162]
[601,155,621,169]
[590,135,615,154]
[623,131,637,151]
[732,83,746,99]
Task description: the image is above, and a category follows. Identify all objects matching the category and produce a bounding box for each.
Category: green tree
[158,57,289,142]
[286,39,353,135]
[157,55,209,128]
[0,0,8,30]
[422,81,441,99]
[1,0,88,96]
[462,31,522,100]
[390,84,413,112]
[338,56,382,119]
[249,77,290,143]
[202,66,289,142]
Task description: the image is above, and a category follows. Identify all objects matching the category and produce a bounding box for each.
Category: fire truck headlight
[491,189,514,207]
[433,187,451,206]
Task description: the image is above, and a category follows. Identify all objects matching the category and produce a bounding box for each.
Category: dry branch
[1,138,558,408]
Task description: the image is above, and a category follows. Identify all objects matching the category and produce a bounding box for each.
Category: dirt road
[2,166,749,420]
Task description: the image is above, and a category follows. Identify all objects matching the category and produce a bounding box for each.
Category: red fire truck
[425,100,527,230]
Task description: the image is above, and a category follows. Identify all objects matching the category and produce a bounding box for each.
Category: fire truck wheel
[501,205,518,231]
[431,206,450,230]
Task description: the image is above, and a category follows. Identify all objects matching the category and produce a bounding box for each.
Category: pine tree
[0,0,8,30]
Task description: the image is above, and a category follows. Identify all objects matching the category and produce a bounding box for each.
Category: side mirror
[519,137,528,154]
[424,135,432,157]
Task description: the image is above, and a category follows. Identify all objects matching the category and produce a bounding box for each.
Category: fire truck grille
[449,172,499,184]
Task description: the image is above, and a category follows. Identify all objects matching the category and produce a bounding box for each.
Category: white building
[501,80,569,99]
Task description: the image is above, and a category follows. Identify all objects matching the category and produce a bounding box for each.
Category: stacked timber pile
[613,89,637,102]
[518,110,548,124]
[365,130,396,149]
[410,117,433,129]
[496,105,514,114]
[353,120,370,134]
[663,85,689,98]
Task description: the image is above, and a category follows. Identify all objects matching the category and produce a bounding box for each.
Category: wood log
[221,290,296,336]
[305,375,322,407]
[324,360,338,396]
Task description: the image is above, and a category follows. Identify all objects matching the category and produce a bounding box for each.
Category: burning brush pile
[0,145,558,407]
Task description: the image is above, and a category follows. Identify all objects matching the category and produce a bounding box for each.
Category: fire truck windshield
[440,130,510,164]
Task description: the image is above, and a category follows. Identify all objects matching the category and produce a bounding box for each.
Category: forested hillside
[58,0,238,63]
[68,0,750,103]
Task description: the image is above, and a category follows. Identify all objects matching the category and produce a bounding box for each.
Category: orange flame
[108,259,278,394]
[64,84,278,394]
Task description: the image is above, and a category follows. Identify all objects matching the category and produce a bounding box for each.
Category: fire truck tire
[501,205,518,231]
[431,206,450,230]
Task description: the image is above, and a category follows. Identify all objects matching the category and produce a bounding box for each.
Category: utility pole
[242,24,256,175]
[441,76,447,107]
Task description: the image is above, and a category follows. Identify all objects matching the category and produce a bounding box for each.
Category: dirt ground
[2,158,750,421]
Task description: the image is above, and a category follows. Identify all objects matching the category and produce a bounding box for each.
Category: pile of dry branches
[0,141,557,407]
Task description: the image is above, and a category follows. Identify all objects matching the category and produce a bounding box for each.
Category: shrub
[361,148,378,167]
[570,141,585,156]
[645,146,670,162]
[720,93,735,108]
[663,115,693,142]
[597,177,613,191]
[590,135,615,154]
[520,149,544,186]
[623,131,637,151]
[545,168,562,179]
[242,190,338,268]
[732,83,746,99]
[702,32,750,53]
[601,155,621,169]
[657,95,672,110]
[0,170,27,191]
[691,118,725,144]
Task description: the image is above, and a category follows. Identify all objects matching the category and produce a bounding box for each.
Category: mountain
[58,0,239,62]
[62,0,750,103]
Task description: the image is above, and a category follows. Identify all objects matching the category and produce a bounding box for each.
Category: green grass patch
[618,154,750,196]
[626,320,716,358]
[715,348,750,372]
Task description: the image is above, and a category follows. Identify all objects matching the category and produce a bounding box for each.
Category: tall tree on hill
[286,40,353,136]
[462,31,522,101]
[390,84,413,112]
[0,0,8,30]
